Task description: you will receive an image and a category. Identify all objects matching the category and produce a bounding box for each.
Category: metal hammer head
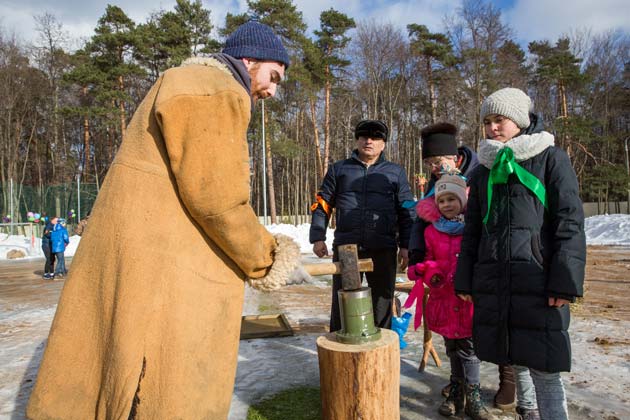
[338,244,362,291]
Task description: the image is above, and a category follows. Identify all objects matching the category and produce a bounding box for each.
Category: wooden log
[419,287,441,371]
[317,329,400,420]
[303,259,374,277]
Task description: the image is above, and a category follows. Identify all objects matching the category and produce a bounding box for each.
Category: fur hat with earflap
[435,174,468,209]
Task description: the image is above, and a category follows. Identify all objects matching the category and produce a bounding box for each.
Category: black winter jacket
[309,151,414,250]
[454,131,586,373]
[408,145,479,265]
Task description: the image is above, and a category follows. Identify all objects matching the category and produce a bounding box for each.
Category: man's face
[51,217,58,225]
[245,60,285,102]
[423,155,457,178]
[356,136,386,162]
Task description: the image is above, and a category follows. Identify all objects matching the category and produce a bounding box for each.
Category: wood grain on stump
[317,328,400,420]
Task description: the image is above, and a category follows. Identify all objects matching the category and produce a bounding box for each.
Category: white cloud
[504,0,630,43]
[0,0,627,48]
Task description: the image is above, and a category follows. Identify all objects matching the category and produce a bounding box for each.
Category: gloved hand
[248,234,301,292]
[407,262,426,281]
[421,260,443,288]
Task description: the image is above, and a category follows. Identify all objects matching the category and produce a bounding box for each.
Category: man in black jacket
[310,120,414,331]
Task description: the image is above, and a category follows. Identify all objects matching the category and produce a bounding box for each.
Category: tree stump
[317,329,399,420]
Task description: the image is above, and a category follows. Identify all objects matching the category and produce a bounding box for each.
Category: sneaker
[54,273,64,279]
[42,273,52,279]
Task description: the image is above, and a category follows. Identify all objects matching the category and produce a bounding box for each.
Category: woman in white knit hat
[454,88,586,420]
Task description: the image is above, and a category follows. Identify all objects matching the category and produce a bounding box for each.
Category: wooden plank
[240,314,294,340]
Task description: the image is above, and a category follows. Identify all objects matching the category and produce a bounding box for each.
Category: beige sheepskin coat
[27,58,297,419]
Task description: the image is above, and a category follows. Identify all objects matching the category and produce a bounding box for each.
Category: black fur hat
[421,122,458,159]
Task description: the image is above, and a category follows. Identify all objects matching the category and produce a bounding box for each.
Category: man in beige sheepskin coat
[27,21,299,420]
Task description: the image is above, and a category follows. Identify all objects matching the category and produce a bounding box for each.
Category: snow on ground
[584,214,630,245]
[2,214,629,260]
[1,214,630,419]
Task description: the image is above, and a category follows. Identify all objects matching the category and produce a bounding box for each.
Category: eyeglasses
[424,157,446,167]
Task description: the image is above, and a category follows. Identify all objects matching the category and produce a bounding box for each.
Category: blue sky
[0,0,627,50]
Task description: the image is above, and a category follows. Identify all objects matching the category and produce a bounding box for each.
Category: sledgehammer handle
[302,259,373,277]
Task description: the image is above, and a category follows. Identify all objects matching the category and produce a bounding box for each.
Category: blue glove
[391,312,412,349]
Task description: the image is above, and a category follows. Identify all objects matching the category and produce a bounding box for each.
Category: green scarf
[483,147,548,224]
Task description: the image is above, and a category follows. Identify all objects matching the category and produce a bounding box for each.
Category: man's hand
[398,248,409,271]
[548,297,570,307]
[458,294,472,302]
[312,241,329,258]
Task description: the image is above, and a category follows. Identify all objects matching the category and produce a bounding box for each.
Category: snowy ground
[1,215,629,419]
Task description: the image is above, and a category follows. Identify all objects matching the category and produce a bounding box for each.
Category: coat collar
[351,149,386,167]
[478,131,555,169]
[181,55,253,108]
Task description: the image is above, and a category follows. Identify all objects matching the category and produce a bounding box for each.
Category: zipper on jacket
[360,163,368,247]
[505,182,511,360]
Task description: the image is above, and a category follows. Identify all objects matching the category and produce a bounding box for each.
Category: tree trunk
[427,59,437,123]
[324,65,331,177]
[558,79,571,159]
[317,329,400,420]
[264,111,277,224]
[309,97,323,180]
[118,75,127,140]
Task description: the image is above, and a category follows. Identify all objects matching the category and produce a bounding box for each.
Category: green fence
[1,182,99,224]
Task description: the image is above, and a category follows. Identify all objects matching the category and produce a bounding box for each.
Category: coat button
[454,307,459,312]
[455,332,459,337]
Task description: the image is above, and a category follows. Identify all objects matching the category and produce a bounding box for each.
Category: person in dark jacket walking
[407,122,479,267]
[455,88,586,420]
[310,119,414,331]
[41,217,57,279]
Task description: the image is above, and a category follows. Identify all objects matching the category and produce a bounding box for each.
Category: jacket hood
[522,112,544,135]
[416,196,441,223]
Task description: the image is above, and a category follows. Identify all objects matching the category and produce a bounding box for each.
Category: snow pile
[584,214,630,245]
[265,223,334,254]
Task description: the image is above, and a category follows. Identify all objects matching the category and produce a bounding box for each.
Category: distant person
[50,217,69,279]
[74,214,90,236]
[455,87,586,420]
[41,217,57,279]
[405,174,494,420]
[310,119,414,331]
[27,21,301,420]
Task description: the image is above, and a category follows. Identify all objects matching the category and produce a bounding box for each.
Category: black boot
[465,383,496,420]
[494,364,516,410]
[442,381,452,398]
[515,406,541,420]
[438,379,465,417]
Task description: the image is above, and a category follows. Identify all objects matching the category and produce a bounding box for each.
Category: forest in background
[0,0,628,224]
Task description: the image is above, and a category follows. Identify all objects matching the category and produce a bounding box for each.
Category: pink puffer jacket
[404,197,473,339]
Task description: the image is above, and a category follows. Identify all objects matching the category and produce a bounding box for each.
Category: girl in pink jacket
[405,174,494,420]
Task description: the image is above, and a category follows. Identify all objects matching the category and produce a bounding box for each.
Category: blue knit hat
[223,21,290,69]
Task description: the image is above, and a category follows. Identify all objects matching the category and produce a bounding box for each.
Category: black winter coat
[309,151,414,250]
[454,136,586,373]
